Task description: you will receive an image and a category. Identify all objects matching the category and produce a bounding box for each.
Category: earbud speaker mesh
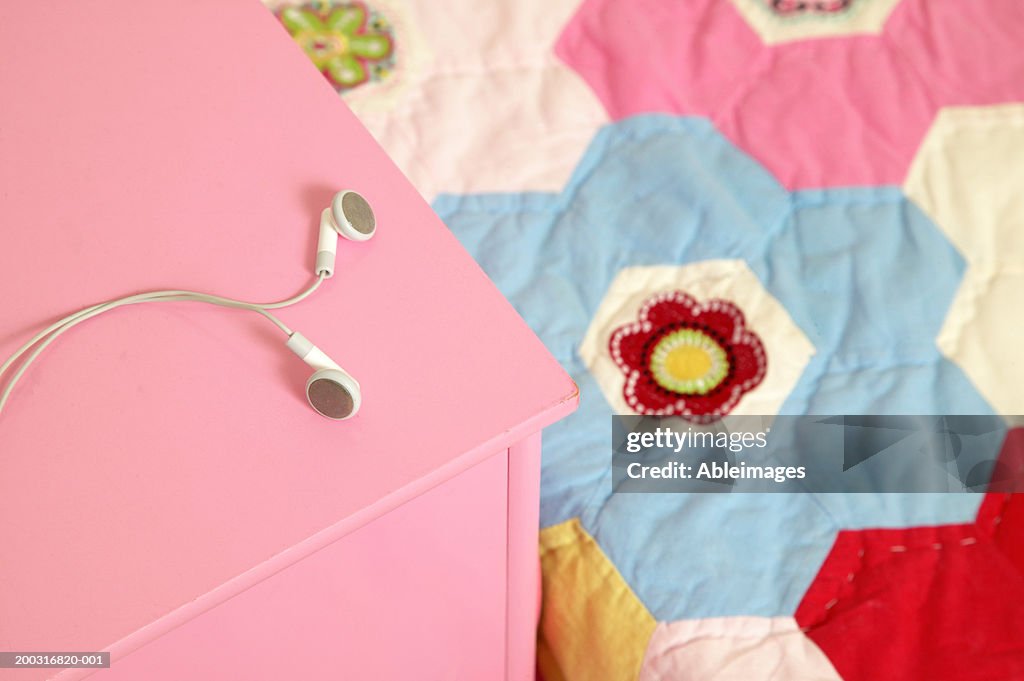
[307,377,355,419]
[342,192,376,235]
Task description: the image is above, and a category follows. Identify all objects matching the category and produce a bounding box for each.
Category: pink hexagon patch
[556,0,1024,188]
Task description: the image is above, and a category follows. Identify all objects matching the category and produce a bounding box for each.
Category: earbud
[1,189,376,425]
[315,190,376,278]
[286,331,362,420]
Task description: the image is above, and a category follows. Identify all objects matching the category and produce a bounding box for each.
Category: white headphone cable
[0,275,325,417]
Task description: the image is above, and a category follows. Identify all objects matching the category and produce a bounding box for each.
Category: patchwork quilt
[265,1,1024,679]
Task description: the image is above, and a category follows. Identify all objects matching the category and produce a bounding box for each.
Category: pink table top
[0,0,576,669]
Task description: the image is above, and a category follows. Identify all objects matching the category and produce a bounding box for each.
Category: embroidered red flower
[609,292,767,420]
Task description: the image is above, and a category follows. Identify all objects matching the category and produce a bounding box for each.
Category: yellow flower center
[663,345,714,383]
[297,30,349,66]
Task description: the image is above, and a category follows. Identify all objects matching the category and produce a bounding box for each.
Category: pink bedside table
[0,2,577,679]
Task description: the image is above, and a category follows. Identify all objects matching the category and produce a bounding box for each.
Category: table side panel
[59,451,510,681]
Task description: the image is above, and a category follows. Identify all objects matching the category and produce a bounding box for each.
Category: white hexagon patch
[904,105,1024,418]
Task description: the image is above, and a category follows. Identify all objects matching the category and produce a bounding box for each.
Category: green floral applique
[278,2,395,91]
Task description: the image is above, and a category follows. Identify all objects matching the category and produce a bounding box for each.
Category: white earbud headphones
[0,190,376,422]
